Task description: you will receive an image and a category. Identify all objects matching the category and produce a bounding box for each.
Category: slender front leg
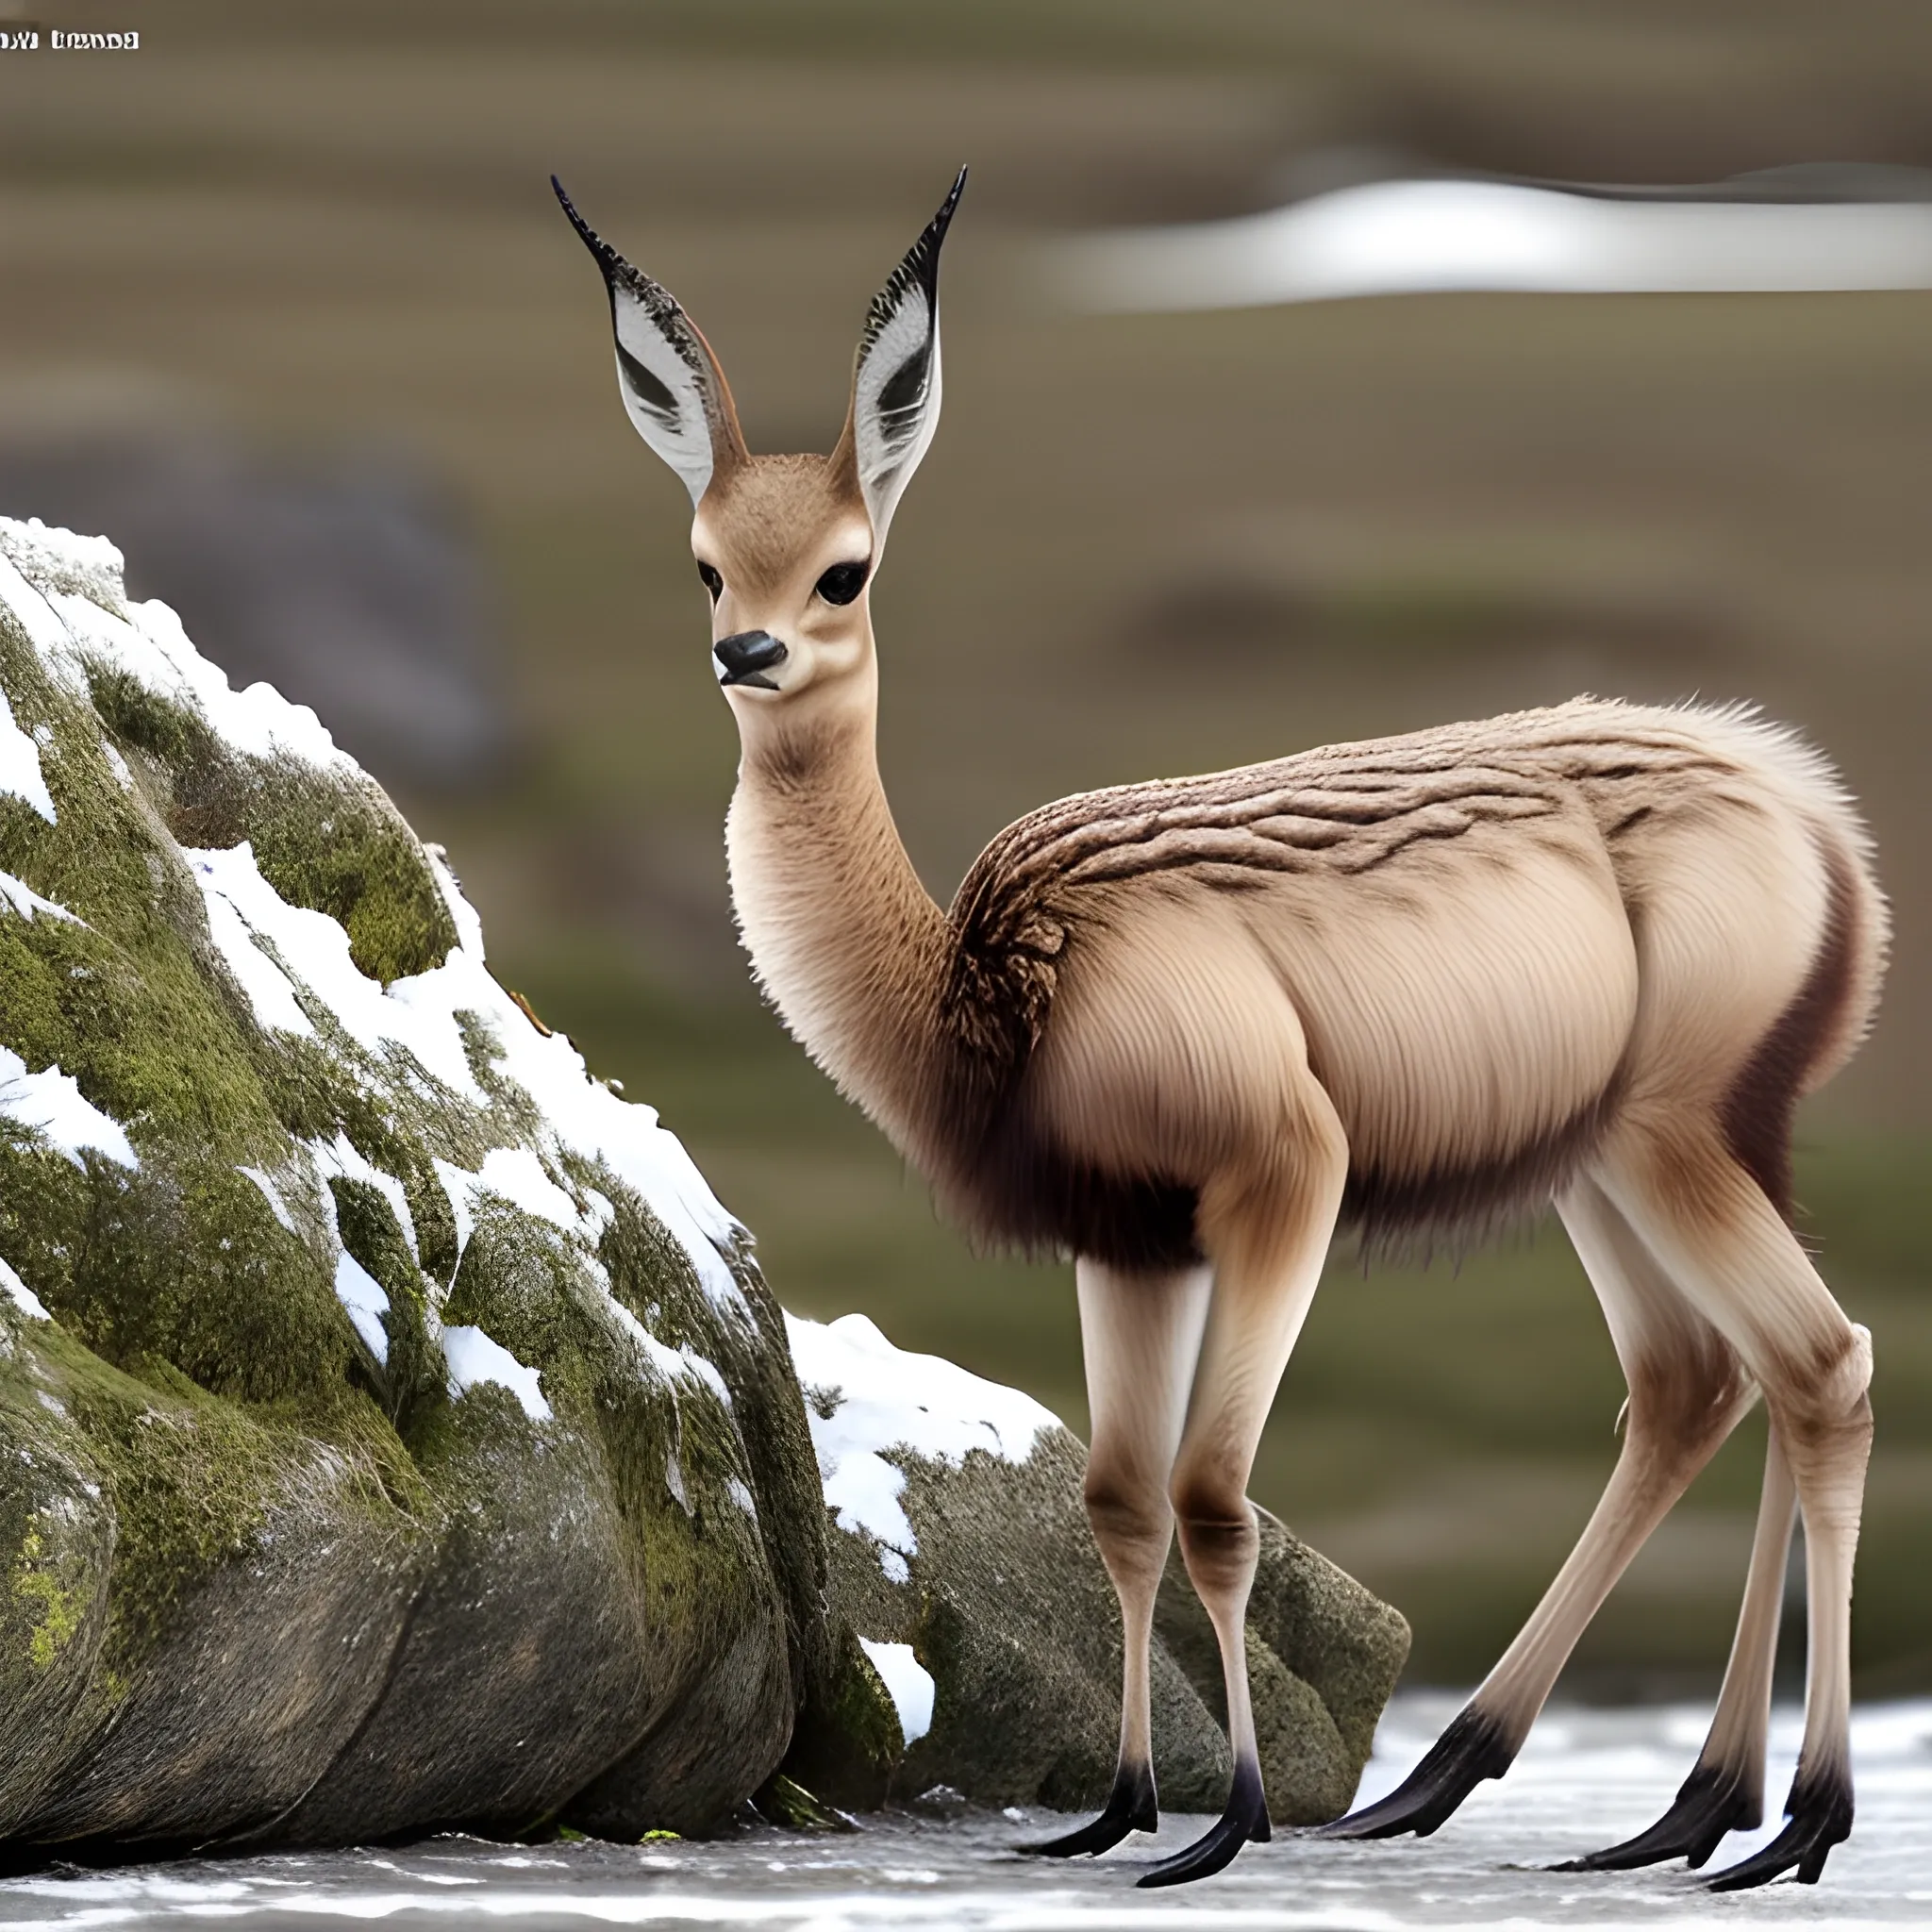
[1021,1257,1211,1857]
[1139,1099,1348,1890]
[1562,1423,1796,1871]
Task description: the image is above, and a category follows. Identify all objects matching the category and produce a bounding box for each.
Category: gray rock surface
[779,1314,1409,1824]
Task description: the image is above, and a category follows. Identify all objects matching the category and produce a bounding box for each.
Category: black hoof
[1555,1759,1759,1872]
[1021,1759,1157,1857]
[1706,1764,1853,1890]
[1136,1758,1268,1889]
[1318,1707,1514,1840]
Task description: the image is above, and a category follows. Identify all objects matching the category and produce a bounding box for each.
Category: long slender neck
[724,691,954,1163]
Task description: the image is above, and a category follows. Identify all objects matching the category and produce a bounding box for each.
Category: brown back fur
[921,699,1886,1264]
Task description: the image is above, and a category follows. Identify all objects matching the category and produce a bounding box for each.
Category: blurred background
[3,0,1927,1695]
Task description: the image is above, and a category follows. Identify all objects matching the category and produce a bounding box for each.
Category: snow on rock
[182,835,745,1316]
[334,1252,391,1365]
[43,575,350,776]
[0,1044,140,1172]
[183,860,741,1326]
[0,518,125,614]
[307,1130,420,1263]
[443,1324,552,1424]
[408,910,747,1315]
[4,517,745,1354]
[4,518,751,1394]
[0,683,57,826]
[0,1255,50,1322]
[437,1145,583,1254]
[786,1311,1059,1571]
[0,870,78,923]
[237,1165,297,1234]
[186,842,480,1095]
[858,1638,935,1748]
[0,514,756,1385]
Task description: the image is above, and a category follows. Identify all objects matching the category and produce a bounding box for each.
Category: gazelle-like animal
[556,171,1885,1890]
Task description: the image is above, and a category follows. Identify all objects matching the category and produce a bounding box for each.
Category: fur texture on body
[930,697,1883,1268]
[558,167,1887,1892]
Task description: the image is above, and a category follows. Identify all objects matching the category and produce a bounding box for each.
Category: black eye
[696,561,723,602]
[814,560,869,607]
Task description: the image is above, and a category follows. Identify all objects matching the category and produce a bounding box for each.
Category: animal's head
[555,170,965,726]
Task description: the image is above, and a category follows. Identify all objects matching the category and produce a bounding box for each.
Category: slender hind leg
[1602,1138,1871,1890]
[1324,1174,1755,1841]
[1139,1106,1348,1890]
[1561,1423,1796,1870]
[1022,1257,1212,1857]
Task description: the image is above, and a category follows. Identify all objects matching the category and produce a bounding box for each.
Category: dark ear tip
[551,175,611,264]
[898,166,967,294]
[934,165,969,236]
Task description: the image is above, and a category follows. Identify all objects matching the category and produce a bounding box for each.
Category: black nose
[713,629,789,690]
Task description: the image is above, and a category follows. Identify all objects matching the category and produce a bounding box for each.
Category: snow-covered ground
[6,1696,1927,1929]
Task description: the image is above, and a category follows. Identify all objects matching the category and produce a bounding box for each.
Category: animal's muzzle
[713,630,789,690]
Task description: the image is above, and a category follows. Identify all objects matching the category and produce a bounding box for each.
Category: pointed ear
[835,167,967,541]
[553,176,748,507]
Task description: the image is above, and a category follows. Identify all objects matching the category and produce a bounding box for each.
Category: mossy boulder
[0,511,1406,1857]
[0,517,828,1854]
[779,1314,1410,1824]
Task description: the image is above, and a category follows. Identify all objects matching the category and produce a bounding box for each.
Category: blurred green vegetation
[4,0,1928,1693]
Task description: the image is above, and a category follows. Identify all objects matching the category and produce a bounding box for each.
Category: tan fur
[708,457,1886,1866]
[730,686,1885,1263]
[584,196,1888,1876]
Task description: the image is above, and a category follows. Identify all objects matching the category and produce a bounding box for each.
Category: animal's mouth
[714,629,789,691]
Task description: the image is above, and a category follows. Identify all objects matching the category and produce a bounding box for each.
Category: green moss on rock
[84,658,458,986]
[0,518,826,1851]
[11,1520,85,1671]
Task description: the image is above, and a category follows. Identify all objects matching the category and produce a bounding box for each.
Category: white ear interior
[851,170,966,539]
[555,178,732,508]
[608,283,721,507]
[853,295,941,539]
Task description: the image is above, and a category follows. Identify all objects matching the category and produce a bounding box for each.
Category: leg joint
[1624,1338,1753,1453]
[1169,1467,1254,1535]
[1772,1322,1874,1454]
[1171,1482,1259,1595]
[1083,1474,1173,1554]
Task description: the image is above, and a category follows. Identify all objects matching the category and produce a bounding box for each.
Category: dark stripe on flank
[1341,1079,1622,1257]
[1720,840,1860,1222]
[966,1118,1204,1272]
